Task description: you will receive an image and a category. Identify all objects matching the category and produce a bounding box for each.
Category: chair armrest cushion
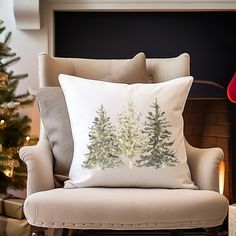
[185,140,223,192]
[19,140,55,196]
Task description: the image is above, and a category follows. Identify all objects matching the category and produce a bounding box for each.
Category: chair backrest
[39,52,190,87]
[38,52,190,179]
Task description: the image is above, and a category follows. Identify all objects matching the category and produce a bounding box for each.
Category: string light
[0,72,8,82]
[25,136,31,142]
[0,119,5,125]
[4,168,14,178]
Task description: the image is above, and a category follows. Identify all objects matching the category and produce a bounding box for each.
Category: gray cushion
[35,87,73,179]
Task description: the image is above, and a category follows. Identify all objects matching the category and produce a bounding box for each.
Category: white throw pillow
[59,74,197,189]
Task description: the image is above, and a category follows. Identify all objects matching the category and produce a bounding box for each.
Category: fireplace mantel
[13,0,236,30]
[48,0,236,11]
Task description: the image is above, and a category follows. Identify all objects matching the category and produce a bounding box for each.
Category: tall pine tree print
[118,100,147,168]
[136,98,179,168]
[82,105,123,170]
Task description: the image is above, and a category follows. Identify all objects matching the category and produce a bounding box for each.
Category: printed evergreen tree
[82,105,123,170]
[136,99,179,168]
[118,100,147,168]
[0,20,35,193]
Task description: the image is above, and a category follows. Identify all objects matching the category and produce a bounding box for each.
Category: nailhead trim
[28,217,224,229]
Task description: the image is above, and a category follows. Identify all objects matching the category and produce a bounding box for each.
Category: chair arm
[19,140,55,197]
[185,139,223,192]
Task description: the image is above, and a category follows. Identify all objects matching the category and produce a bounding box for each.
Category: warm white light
[0,119,5,125]
[4,168,13,177]
[25,136,30,142]
[219,160,225,194]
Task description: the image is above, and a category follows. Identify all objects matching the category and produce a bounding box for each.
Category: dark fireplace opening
[54,11,236,88]
[54,11,236,202]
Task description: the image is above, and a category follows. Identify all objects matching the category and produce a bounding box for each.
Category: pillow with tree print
[59,74,197,189]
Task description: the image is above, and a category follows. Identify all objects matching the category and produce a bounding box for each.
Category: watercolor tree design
[83,99,178,171]
[82,105,124,170]
[117,100,147,168]
[136,99,178,168]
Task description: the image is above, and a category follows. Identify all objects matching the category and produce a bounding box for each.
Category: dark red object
[227,72,236,104]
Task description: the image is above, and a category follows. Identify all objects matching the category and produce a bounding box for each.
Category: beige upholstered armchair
[20,53,229,236]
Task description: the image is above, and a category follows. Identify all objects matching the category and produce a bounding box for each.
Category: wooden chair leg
[170,229,184,236]
[31,228,69,236]
[50,228,69,236]
[62,229,69,236]
[205,226,221,236]
[31,226,47,236]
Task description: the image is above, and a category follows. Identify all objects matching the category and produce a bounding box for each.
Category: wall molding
[13,0,40,30]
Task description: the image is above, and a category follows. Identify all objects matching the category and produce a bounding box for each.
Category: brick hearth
[184,99,231,200]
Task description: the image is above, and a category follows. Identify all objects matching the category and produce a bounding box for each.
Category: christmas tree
[118,100,146,168]
[0,19,34,193]
[136,99,178,168]
[82,105,123,170]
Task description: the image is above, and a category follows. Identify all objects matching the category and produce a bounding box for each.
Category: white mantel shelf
[14,0,236,30]
[48,0,236,11]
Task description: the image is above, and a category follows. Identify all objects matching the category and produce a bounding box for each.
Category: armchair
[20,53,228,236]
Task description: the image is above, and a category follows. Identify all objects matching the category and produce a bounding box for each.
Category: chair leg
[62,229,69,236]
[170,229,184,236]
[50,228,69,236]
[31,228,69,236]
[31,227,47,236]
[32,233,45,236]
[205,226,221,236]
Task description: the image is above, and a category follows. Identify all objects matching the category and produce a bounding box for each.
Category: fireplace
[52,10,236,202]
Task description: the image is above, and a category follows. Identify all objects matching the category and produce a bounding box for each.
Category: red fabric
[227,72,236,104]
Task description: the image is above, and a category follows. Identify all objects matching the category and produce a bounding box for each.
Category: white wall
[0,0,48,136]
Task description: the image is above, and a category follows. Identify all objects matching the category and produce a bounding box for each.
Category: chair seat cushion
[24,188,228,230]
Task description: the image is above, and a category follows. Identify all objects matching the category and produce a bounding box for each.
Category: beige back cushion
[39,53,190,87]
